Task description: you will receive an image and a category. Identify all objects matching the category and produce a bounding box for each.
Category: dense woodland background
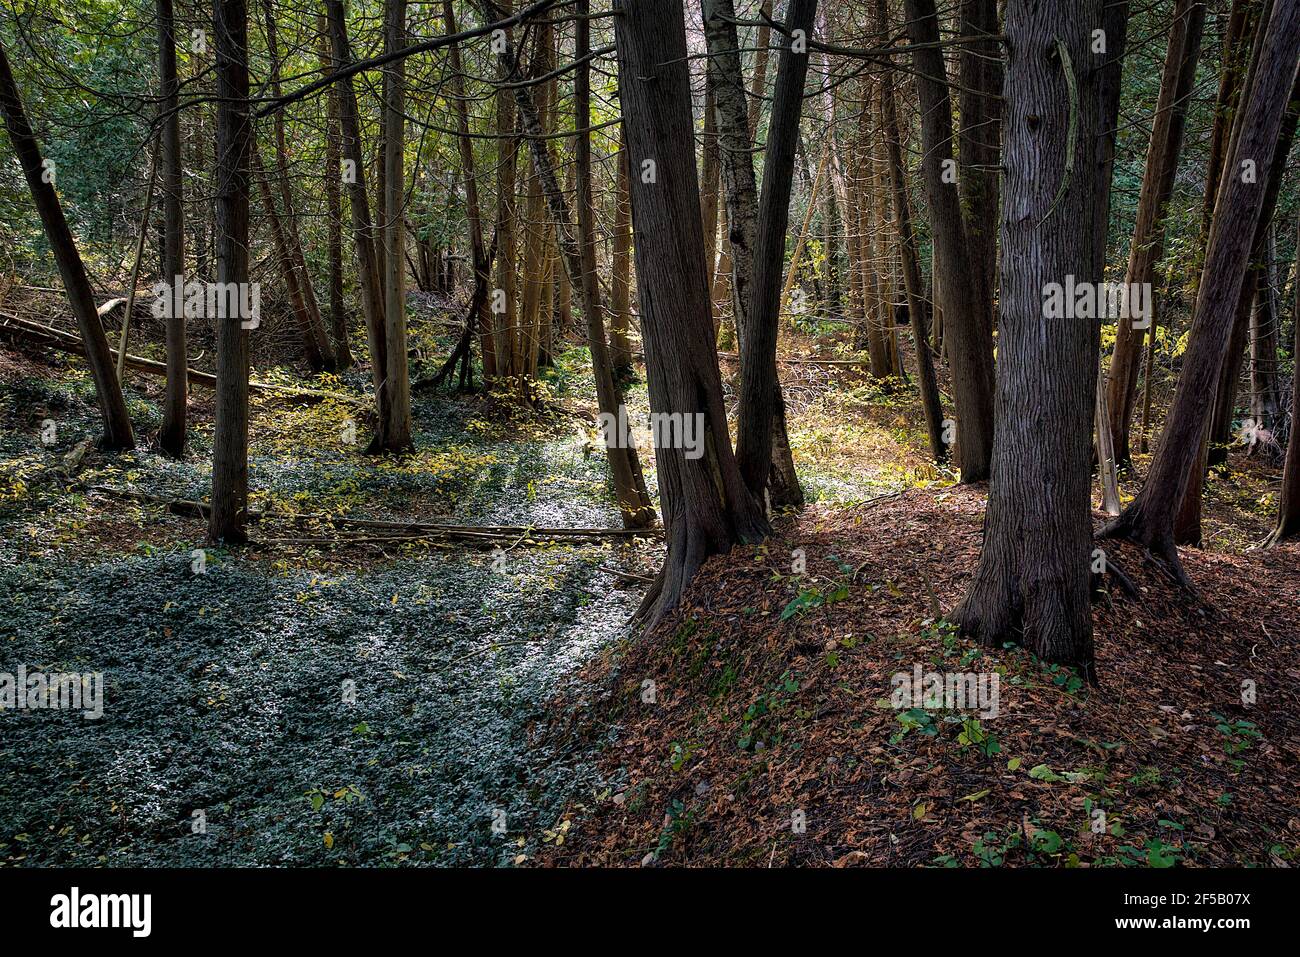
[0,0,1297,868]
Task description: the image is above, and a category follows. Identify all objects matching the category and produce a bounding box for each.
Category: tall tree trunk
[157,0,187,457]
[325,0,389,450]
[1264,210,1300,545]
[0,40,135,451]
[318,13,352,369]
[702,0,801,510]
[1103,0,1300,578]
[954,0,1107,680]
[735,0,815,511]
[1105,0,1205,466]
[903,0,996,481]
[609,137,634,378]
[209,0,252,542]
[1249,225,1282,434]
[492,3,522,383]
[573,0,655,527]
[614,0,769,627]
[957,0,1003,319]
[262,0,335,371]
[381,0,413,450]
[876,0,946,462]
[442,0,495,381]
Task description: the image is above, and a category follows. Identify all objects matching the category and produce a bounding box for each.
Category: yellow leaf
[960,789,990,802]
[912,803,926,820]
[323,832,334,849]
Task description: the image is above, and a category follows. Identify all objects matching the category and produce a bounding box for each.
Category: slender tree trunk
[702,0,802,510]
[957,0,1003,319]
[325,0,389,450]
[573,0,655,527]
[262,0,335,371]
[609,137,634,378]
[318,13,352,369]
[876,4,945,462]
[381,0,413,450]
[954,0,1106,680]
[1103,0,1300,578]
[1105,0,1205,466]
[903,0,996,481]
[615,0,769,628]
[1249,225,1282,434]
[1264,210,1300,544]
[155,0,188,457]
[0,40,135,450]
[442,0,495,381]
[209,0,252,542]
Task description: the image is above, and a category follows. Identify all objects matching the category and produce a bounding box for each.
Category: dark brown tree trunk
[0,40,135,451]
[318,13,352,370]
[1105,0,1205,466]
[1103,0,1300,578]
[957,0,1003,318]
[734,0,815,511]
[381,0,413,450]
[1264,211,1300,545]
[325,0,389,450]
[609,137,634,379]
[877,0,946,462]
[954,0,1107,680]
[1249,227,1282,434]
[442,0,495,381]
[903,0,996,481]
[209,0,252,543]
[262,0,335,371]
[702,0,802,510]
[615,0,769,627]
[157,0,187,457]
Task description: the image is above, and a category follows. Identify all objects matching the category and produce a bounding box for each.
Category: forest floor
[1,298,1296,867]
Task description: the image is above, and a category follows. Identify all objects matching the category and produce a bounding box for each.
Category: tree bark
[1102,0,1300,578]
[381,0,413,450]
[615,0,769,627]
[0,39,135,451]
[903,0,996,481]
[1105,0,1204,466]
[1264,210,1300,544]
[957,0,1003,319]
[209,0,252,542]
[318,12,352,370]
[954,0,1107,680]
[155,0,187,458]
[325,0,390,451]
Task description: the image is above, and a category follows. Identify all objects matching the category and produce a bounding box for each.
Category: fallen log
[0,309,363,404]
[84,485,660,544]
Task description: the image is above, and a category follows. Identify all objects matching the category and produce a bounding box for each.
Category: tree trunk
[876,0,946,462]
[1264,210,1300,544]
[442,0,495,381]
[735,0,814,511]
[615,0,769,628]
[209,0,252,542]
[318,12,352,370]
[325,0,389,450]
[1105,0,1205,466]
[1102,0,1300,578]
[1249,225,1282,434]
[609,137,634,378]
[903,0,996,481]
[702,0,802,511]
[954,0,1106,680]
[381,0,413,450]
[157,0,187,457]
[262,0,335,371]
[0,40,135,451]
[957,0,1003,319]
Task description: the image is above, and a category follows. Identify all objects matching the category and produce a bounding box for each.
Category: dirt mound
[543,486,1300,867]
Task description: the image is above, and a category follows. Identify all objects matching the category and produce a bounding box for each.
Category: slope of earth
[542,486,1300,867]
